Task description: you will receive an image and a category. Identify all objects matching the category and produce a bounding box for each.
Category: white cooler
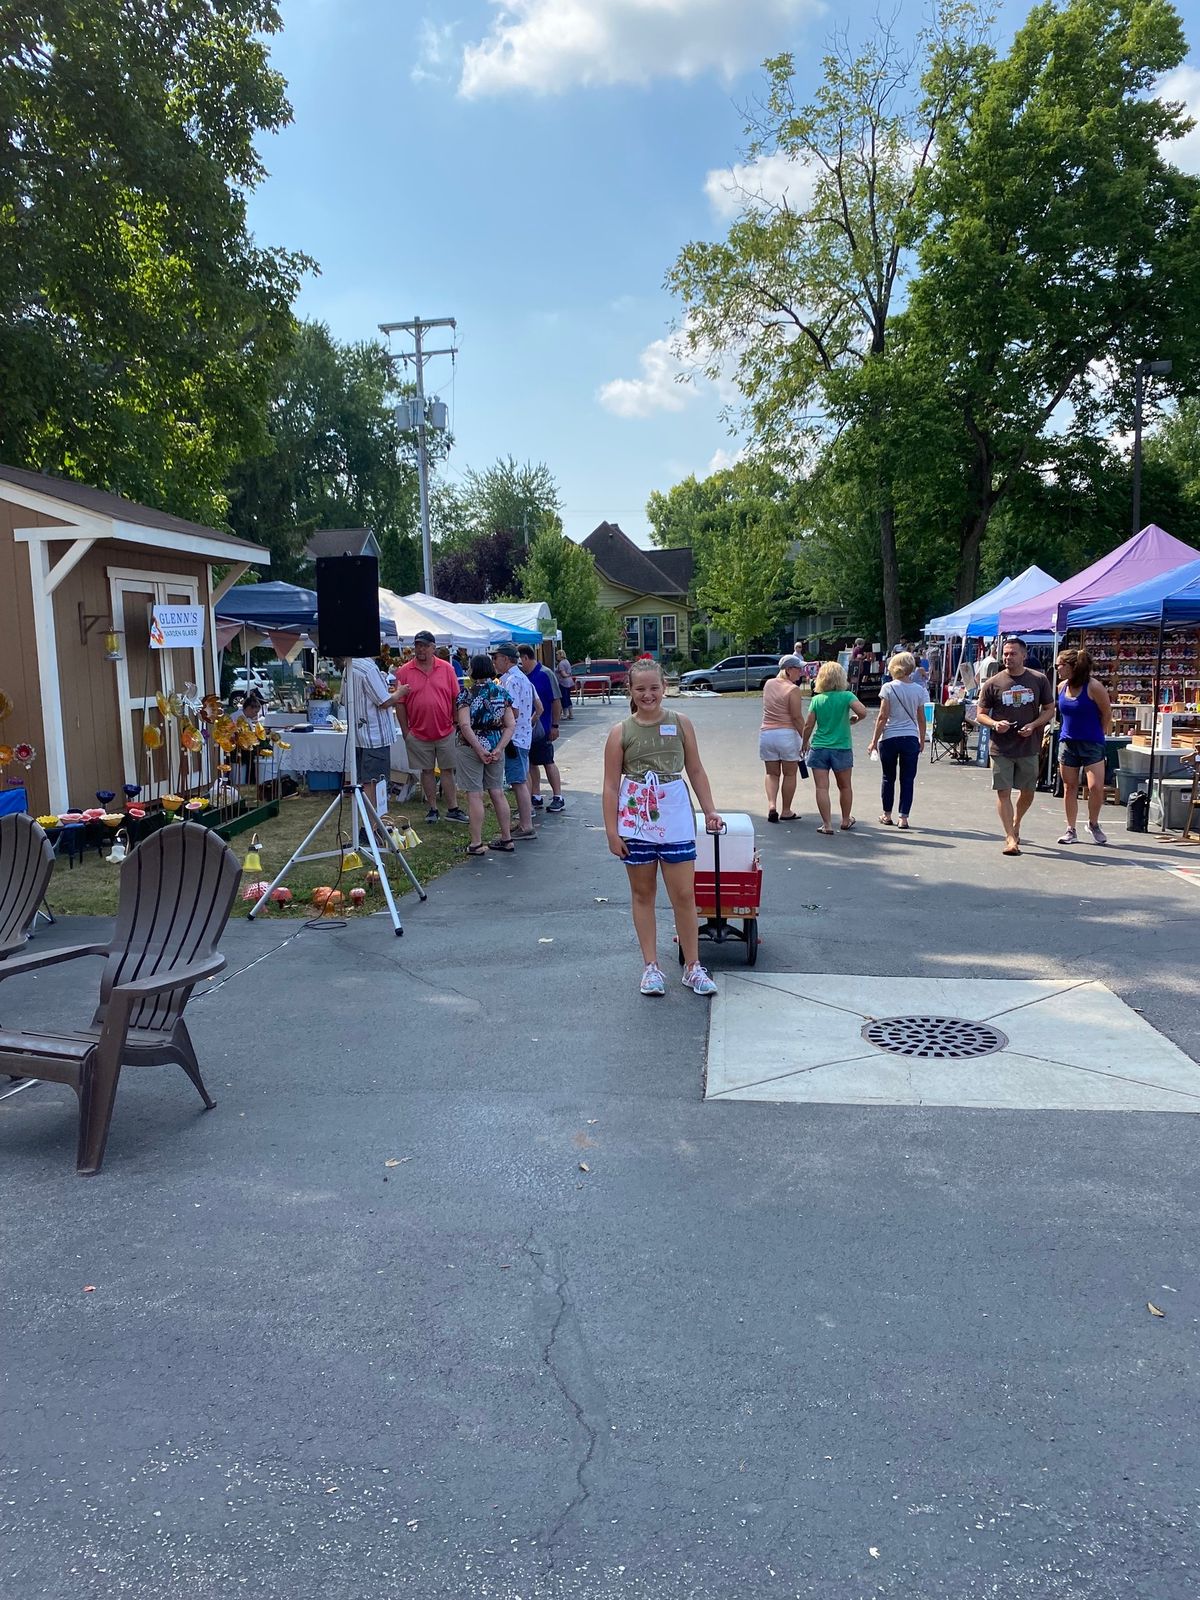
[694,812,756,872]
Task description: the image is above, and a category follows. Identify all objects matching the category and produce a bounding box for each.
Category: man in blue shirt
[518,645,565,812]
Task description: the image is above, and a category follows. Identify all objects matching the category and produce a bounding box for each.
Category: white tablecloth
[277,729,413,780]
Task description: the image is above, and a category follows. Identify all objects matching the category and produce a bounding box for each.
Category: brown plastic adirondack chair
[0,813,56,959]
[0,821,240,1174]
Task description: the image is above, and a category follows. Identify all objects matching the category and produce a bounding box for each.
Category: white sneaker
[1087,821,1108,845]
[1058,827,1077,844]
[640,963,666,997]
[682,962,718,997]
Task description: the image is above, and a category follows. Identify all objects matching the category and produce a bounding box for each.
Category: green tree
[695,516,792,690]
[670,5,986,644]
[905,0,1200,604]
[445,456,563,550]
[647,459,802,606]
[0,0,310,526]
[520,525,618,659]
[225,320,422,585]
[1145,398,1200,511]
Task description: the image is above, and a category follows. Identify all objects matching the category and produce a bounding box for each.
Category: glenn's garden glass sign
[149,606,205,649]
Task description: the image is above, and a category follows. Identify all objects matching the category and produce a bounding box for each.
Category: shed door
[110,575,204,799]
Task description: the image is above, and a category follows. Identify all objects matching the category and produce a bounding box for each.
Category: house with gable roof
[581,521,692,660]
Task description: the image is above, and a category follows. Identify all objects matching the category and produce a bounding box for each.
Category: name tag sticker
[659,723,677,737]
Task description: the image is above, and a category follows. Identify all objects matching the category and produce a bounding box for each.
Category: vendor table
[277,729,412,783]
[575,675,613,703]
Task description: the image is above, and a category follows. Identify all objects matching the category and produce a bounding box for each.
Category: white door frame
[108,568,204,795]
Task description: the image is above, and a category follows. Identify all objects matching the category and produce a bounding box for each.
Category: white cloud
[705,445,746,473]
[704,150,819,220]
[1158,64,1200,175]
[412,19,458,84]
[599,316,742,419]
[597,331,695,418]
[459,0,822,98]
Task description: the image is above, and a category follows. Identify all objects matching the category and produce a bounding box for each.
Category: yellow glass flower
[200,694,221,722]
[180,725,202,753]
[277,740,291,751]
[0,744,12,764]
[162,794,184,812]
[155,691,183,720]
[0,691,13,721]
[141,726,163,750]
[235,723,259,751]
[37,814,60,828]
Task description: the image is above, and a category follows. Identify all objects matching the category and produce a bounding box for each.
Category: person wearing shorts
[396,630,466,824]
[976,637,1055,856]
[556,650,575,720]
[758,655,808,822]
[602,659,723,999]
[801,662,868,833]
[454,656,516,855]
[493,641,541,841]
[1055,646,1113,845]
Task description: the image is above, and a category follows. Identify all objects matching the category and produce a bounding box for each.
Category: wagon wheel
[744,917,759,966]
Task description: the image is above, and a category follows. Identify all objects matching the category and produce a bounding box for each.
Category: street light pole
[1131,357,1173,535]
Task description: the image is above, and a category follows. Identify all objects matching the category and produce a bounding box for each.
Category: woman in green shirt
[801,661,868,833]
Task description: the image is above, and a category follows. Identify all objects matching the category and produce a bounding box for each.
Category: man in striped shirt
[337,655,407,817]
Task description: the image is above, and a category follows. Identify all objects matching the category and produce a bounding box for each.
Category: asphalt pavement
[1,695,1198,1599]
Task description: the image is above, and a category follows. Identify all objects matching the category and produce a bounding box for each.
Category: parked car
[582,658,631,688]
[679,654,782,693]
[231,667,276,701]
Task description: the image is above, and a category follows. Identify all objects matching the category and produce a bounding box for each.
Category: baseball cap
[413,630,436,644]
[492,641,518,662]
[778,654,805,671]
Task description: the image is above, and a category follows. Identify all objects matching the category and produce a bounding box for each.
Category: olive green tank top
[620,714,686,780]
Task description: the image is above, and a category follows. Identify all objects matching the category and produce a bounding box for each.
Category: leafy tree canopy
[0,0,311,526]
[225,320,422,590]
[519,527,618,660]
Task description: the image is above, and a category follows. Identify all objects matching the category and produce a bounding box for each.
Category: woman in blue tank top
[1055,647,1112,845]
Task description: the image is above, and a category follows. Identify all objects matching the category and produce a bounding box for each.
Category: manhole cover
[861,1015,1008,1060]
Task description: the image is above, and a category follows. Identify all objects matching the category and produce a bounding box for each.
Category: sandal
[897,818,910,830]
[466,843,487,856]
[780,812,799,821]
[767,809,779,823]
[840,817,856,831]
[488,838,515,852]
[879,815,894,825]
[816,825,834,835]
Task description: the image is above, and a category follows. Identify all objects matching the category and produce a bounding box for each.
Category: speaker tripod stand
[248,665,425,936]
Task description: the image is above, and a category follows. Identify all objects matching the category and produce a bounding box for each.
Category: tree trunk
[955,502,995,606]
[878,504,901,648]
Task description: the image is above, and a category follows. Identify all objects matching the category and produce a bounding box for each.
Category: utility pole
[379,315,457,596]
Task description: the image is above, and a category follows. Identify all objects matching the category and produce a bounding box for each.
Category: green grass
[45,792,504,921]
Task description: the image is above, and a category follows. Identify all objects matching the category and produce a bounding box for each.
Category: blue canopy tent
[215,580,398,642]
[1071,558,1200,823]
[926,565,1057,637]
[1069,558,1200,629]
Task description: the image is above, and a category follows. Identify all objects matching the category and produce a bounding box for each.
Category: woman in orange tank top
[759,655,808,822]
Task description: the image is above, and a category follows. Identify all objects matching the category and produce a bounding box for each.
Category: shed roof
[304,527,380,561]
[0,464,268,561]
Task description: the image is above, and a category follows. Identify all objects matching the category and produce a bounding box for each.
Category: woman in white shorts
[758,655,808,822]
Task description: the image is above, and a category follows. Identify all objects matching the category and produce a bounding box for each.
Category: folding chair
[929,702,967,764]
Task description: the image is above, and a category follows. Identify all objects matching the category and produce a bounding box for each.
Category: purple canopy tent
[997,525,1200,637]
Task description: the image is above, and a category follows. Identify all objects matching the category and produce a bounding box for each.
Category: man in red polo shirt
[396,630,467,823]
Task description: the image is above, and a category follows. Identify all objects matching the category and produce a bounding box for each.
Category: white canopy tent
[400,591,521,648]
[459,600,556,639]
[378,589,493,650]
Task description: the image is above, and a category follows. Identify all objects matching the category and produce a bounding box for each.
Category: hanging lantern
[242,832,263,873]
[103,629,123,661]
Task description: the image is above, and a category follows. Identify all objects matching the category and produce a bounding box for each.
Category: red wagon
[684,820,762,966]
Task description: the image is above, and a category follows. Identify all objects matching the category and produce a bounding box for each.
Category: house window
[623,616,641,651]
[661,614,677,650]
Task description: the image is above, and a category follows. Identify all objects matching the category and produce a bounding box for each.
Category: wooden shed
[0,466,268,817]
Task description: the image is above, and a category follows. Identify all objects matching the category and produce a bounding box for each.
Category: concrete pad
[706,973,1200,1112]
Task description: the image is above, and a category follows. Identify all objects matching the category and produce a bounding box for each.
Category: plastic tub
[694,812,756,872]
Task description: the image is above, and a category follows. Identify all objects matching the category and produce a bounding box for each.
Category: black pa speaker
[316,555,380,658]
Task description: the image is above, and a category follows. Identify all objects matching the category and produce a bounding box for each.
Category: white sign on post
[149,605,205,649]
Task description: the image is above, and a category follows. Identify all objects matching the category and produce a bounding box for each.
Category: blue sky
[247,0,1200,549]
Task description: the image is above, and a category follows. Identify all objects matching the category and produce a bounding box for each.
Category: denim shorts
[504,744,530,785]
[807,746,853,773]
[621,838,697,867]
[1060,738,1105,768]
